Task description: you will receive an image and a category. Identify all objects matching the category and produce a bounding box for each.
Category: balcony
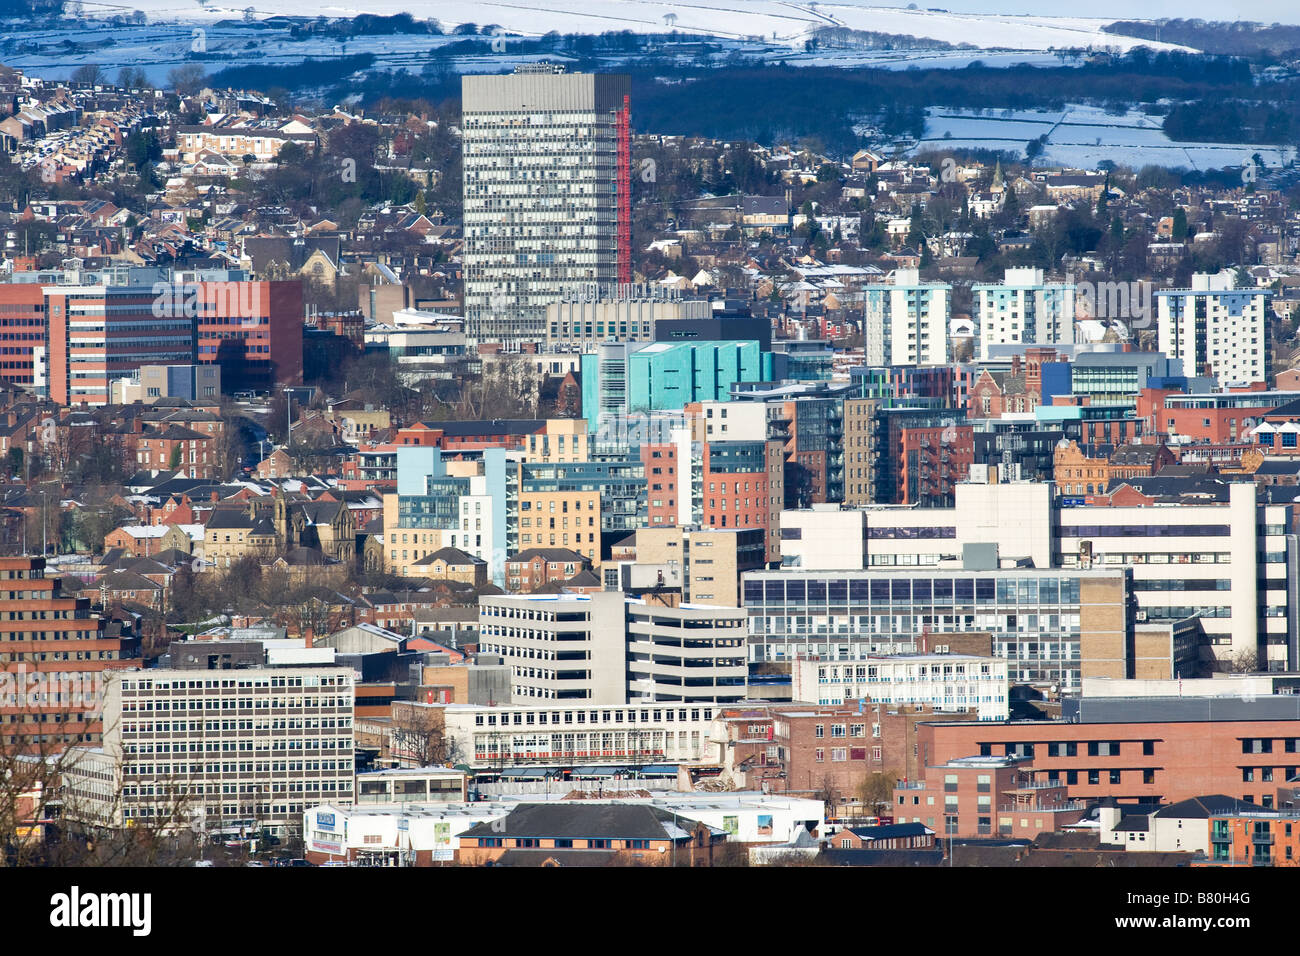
[1008,780,1066,791]
[997,802,1087,813]
[1252,831,1274,845]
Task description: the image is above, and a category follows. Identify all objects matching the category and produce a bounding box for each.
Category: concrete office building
[742,566,1128,691]
[544,284,709,351]
[61,661,355,835]
[792,653,1010,720]
[1156,273,1271,387]
[625,600,748,705]
[462,66,631,346]
[777,480,1292,671]
[478,591,629,704]
[974,268,1077,360]
[439,701,717,768]
[478,591,749,706]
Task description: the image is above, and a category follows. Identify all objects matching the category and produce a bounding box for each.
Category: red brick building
[0,556,135,751]
[1053,440,1176,497]
[893,755,1085,839]
[899,423,974,506]
[1150,389,1278,444]
[699,440,774,537]
[0,283,47,390]
[713,701,976,820]
[916,709,1300,808]
[1197,810,1300,867]
[640,441,680,528]
[130,423,218,479]
[195,279,303,389]
[504,547,593,593]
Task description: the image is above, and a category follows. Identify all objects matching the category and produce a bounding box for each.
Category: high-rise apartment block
[975,268,1077,360]
[1156,273,1271,387]
[462,66,631,346]
[863,268,950,366]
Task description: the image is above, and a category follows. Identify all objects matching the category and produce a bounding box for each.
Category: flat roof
[356,767,465,778]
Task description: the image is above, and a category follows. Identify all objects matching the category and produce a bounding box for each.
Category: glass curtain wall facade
[742,569,1109,690]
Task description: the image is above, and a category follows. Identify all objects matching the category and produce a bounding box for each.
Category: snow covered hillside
[73,1,1196,53]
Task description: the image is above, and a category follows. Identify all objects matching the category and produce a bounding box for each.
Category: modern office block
[462,66,631,346]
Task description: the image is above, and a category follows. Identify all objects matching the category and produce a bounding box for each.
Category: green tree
[1001,184,1019,218]
[816,163,842,184]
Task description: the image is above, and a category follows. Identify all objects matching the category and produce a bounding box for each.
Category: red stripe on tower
[616,94,632,285]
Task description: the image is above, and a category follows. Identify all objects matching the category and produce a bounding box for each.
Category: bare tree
[167,64,207,97]
[815,774,841,820]
[1231,647,1260,674]
[454,356,541,420]
[2,701,200,867]
[390,702,461,767]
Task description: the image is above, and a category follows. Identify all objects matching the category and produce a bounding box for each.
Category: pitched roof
[508,547,589,564]
[845,822,934,841]
[1153,795,1269,819]
[206,509,255,530]
[414,546,485,567]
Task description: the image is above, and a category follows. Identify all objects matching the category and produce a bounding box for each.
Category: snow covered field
[915,104,1297,172]
[0,5,1189,89]
[66,1,1194,52]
